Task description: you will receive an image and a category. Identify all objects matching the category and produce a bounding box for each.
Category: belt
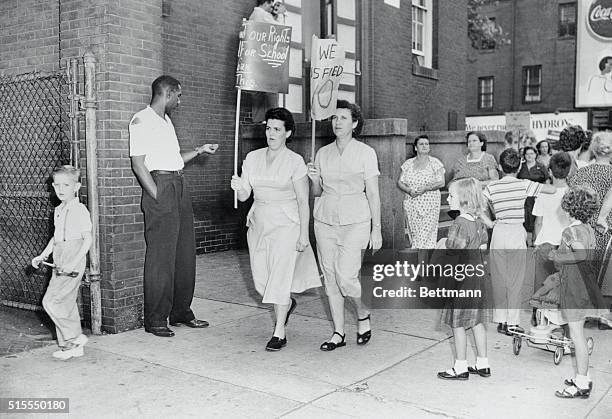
[253,197,295,204]
[150,170,184,176]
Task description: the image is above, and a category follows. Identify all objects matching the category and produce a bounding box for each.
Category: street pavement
[2,249,612,418]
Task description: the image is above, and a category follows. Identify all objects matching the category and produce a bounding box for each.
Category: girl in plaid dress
[437,178,491,380]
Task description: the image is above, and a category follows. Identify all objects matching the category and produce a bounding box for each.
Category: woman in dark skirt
[518,146,548,245]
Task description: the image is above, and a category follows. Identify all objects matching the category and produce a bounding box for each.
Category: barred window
[478,77,494,109]
[523,65,542,103]
[558,3,576,37]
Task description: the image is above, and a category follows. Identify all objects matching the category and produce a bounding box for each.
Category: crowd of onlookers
[399,127,612,299]
[398,125,612,397]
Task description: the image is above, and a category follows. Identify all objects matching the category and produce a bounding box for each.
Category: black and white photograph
[1,0,611,417]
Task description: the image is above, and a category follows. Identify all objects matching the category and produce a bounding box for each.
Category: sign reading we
[310,35,345,120]
[236,20,292,94]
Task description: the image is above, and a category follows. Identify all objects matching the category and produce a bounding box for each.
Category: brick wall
[1,0,472,332]
[0,0,59,74]
[366,1,413,121]
[415,0,467,131]
[56,0,164,333]
[465,0,514,115]
[466,0,577,116]
[366,0,467,131]
[161,0,251,254]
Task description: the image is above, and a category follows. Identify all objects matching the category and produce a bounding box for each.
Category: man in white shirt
[129,75,218,337]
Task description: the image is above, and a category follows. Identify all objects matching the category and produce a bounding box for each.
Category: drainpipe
[83,50,102,335]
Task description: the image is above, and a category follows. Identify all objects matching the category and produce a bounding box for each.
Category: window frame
[277,2,305,119]
[320,0,361,109]
[558,2,576,38]
[522,65,542,104]
[477,76,494,110]
[411,0,433,68]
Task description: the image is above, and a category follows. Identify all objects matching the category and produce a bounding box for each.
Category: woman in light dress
[231,107,321,351]
[398,134,445,249]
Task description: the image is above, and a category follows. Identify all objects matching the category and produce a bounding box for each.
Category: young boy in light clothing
[32,165,92,360]
[531,152,573,324]
[484,149,555,335]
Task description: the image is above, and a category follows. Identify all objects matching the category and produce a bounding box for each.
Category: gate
[0,66,79,310]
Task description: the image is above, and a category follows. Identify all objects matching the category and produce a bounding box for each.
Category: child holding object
[551,186,605,399]
[437,178,491,380]
[31,165,92,360]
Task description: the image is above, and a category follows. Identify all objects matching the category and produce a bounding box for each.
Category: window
[478,77,494,109]
[323,0,360,109]
[558,3,576,37]
[523,65,542,103]
[412,0,433,68]
[275,1,304,115]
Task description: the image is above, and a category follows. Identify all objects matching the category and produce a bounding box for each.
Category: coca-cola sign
[588,0,612,39]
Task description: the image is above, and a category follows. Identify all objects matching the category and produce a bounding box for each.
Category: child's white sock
[575,374,590,389]
[476,356,490,369]
[453,359,468,374]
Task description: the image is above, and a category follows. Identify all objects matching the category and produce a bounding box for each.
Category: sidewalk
[2,250,611,418]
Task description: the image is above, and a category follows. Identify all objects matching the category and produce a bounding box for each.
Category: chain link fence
[0,71,72,309]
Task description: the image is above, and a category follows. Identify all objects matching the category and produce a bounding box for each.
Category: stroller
[509,272,594,365]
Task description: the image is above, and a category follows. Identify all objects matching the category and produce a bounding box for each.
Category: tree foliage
[468,0,511,49]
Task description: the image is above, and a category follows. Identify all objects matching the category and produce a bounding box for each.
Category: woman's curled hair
[561,186,599,224]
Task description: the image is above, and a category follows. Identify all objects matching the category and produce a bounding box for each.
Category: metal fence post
[83,50,102,335]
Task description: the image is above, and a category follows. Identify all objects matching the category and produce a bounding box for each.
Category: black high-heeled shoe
[320,331,346,351]
[357,314,372,345]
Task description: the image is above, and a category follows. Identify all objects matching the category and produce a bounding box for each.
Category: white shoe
[73,334,88,346]
[52,345,84,360]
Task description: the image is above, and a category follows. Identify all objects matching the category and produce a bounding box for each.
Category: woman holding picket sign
[231,107,320,352]
[307,100,383,351]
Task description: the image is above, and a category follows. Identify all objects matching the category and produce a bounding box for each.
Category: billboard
[576,0,612,107]
[465,112,589,142]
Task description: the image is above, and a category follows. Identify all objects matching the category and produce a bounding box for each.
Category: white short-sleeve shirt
[532,186,571,246]
[128,106,184,171]
[54,198,92,242]
[314,139,380,225]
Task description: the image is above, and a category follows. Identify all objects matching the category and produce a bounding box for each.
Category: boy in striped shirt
[484,149,555,335]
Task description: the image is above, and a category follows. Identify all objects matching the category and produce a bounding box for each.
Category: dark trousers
[142,173,196,328]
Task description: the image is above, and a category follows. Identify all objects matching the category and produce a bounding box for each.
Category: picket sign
[309,35,345,161]
[233,19,292,208]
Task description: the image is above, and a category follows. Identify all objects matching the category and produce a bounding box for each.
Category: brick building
[466,0,611,131]
[0,0,467,332]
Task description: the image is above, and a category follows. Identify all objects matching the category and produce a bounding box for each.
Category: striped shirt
[484,176,543,224]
